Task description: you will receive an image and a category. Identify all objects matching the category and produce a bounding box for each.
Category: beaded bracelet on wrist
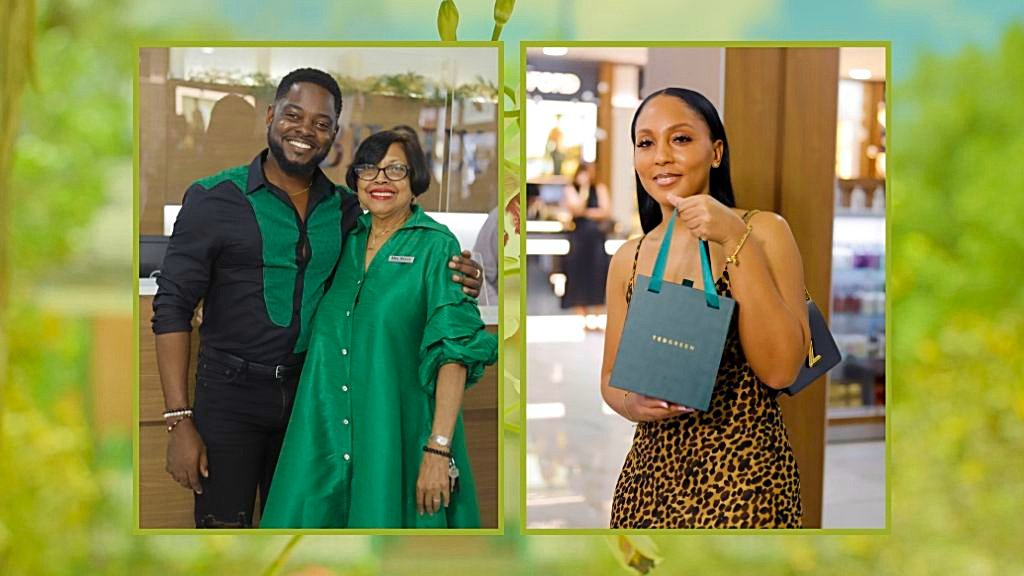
[162,408,193,419]
[166,416,190,433]
[422,445,452,459]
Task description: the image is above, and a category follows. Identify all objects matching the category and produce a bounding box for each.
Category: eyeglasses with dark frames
[353,163,410,181]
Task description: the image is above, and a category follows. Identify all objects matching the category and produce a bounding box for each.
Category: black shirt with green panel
[152,150,361,365]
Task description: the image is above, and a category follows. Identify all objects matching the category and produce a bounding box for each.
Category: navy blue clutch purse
[775,291,842,396]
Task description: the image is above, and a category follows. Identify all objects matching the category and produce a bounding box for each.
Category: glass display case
[829,180,885,421]
[828,73,886,434]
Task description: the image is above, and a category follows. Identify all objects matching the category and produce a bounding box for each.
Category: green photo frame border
[132,40,506,536]
[517,39,892,536]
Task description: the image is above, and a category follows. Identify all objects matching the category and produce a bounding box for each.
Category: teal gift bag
[609,215,736,411]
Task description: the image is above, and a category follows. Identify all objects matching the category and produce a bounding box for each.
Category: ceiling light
[543,47,568,56]
[849,68,872,80]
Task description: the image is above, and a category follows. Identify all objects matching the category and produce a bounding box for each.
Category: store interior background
[136,46,501,528]
[524,46,886,529]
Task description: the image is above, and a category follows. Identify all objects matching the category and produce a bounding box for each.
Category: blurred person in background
[199,94,264,172]
[261,129,497,528]
[471,206,499,307]
[546,115,565,175]
[600,88,809,529]
[525,182,552,221]
[560,161,611,329]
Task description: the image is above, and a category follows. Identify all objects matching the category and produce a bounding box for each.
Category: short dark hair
[631,87,736,233]
[275,68,343,118]
[346,129,431,196]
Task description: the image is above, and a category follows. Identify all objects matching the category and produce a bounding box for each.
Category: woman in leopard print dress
[601,88,809,529]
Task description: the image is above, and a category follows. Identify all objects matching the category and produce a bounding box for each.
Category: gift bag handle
[648,214,720,309]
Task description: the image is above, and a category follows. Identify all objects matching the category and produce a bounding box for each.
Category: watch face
[434,435,450,447]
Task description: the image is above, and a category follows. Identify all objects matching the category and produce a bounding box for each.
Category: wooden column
[724,48,785,211]
[724,47,839,528]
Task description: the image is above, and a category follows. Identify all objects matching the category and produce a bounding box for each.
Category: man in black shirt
[152,68,484,528]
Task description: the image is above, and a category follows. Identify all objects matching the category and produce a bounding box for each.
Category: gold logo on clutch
[807,341,822,367]
[651,334,696,351]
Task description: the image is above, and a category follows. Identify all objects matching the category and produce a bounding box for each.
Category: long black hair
[631,87,736,233]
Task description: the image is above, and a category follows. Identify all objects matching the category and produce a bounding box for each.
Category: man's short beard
[267,129,329,178]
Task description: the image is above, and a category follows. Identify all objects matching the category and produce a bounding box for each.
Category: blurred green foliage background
[1,0,1022,574]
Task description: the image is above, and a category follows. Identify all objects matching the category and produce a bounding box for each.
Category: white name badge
[388,255,415,264]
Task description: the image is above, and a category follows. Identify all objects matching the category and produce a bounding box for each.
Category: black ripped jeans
[192,349,300,528]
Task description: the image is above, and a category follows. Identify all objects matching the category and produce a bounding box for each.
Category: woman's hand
[667,194,746,246]
[416,451,451,516]
[623,392,694,422]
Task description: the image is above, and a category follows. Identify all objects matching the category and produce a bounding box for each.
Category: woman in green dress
[260,129,497,528]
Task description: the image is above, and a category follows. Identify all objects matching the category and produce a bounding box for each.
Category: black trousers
[191,350,300,528]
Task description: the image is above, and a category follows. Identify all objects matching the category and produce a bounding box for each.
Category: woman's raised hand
[667,194,746,246]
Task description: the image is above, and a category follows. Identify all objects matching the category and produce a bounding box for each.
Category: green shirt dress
[260,206,497,528]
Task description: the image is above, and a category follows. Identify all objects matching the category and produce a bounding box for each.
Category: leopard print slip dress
[609,212,803,529]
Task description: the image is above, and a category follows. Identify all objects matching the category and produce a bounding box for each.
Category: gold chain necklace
[287,185,311,197]
[367,213,410,250]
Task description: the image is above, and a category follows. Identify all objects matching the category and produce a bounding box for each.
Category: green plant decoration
[438,0,459,41]
[492,0,517,41]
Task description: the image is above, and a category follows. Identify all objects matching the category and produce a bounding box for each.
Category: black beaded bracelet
[422,446,452,458]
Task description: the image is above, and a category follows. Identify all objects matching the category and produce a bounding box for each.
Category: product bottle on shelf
[848,290,861,314]
[872,185,885,214]
[850,185,867,213]
[869,249,882,270]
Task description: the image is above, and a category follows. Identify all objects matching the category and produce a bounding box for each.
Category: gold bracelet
[725,224,753,267]
[622,392,636,422]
